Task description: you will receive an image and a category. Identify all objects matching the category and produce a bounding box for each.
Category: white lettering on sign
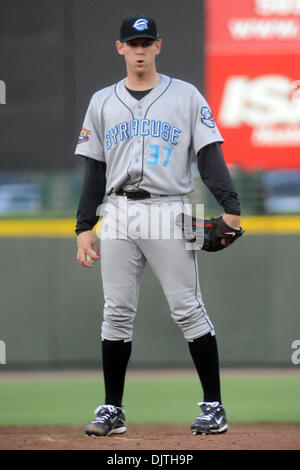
[255,0,300,16]
[219,75,300,146]
[252,126,300,146]
[219,75,300,127]
[228,18,300,40]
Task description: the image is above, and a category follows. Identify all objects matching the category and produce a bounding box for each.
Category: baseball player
[75,15,243,436]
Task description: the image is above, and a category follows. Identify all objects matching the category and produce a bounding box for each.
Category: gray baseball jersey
[75,74,223,195]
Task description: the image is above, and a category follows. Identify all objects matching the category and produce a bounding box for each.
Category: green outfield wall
[0,233,298,369]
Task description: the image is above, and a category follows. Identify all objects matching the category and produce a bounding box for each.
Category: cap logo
[132,18,148,31]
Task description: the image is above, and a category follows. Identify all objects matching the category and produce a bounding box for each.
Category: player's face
[116,38,162,76]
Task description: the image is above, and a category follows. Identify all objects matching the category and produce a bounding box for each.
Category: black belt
[115,188,151,200]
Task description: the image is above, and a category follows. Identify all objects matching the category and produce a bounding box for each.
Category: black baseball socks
[188,332,222,404]
[102,339,132,407]
[102,332,222,407]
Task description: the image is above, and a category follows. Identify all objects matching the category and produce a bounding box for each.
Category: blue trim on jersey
[140,119,150,136]
[151,120,161,137]
[171,127,181,145]
[161,122,171,142]
[130,119,139,137]
[119,121,130,141]
[105,130,112,151]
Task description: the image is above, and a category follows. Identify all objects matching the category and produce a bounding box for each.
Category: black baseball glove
[176,213,245,252]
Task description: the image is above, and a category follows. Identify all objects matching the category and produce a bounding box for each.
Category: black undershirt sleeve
[197,143,241,215]
[75,156,107,236]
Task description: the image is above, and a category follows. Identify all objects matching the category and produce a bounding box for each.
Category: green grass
[0,376,299,427]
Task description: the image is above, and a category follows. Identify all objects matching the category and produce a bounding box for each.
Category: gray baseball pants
[99,195,214,342]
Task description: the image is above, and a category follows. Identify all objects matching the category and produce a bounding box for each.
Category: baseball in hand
[86,248,98,265]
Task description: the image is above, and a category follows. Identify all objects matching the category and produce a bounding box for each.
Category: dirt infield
[0,424,300,450]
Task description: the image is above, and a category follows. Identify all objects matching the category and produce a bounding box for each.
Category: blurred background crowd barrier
[1,165,300,218]
[2,166,299,218]
[0,0,299,369]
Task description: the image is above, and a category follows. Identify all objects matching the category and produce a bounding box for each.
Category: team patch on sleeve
[200,107,215,128]
[78,127,91,144]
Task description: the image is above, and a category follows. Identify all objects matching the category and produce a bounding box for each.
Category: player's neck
[125,71,160,91]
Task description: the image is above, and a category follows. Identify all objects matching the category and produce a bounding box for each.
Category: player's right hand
[76,230,100,268]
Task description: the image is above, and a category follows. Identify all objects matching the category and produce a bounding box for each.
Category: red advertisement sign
[207,54,300,170]
[206,0,300,52]
[205,0,300,170]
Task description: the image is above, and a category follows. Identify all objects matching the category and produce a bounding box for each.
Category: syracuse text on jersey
[104,119,182,151]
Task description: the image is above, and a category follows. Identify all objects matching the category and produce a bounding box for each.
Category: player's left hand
[220,214,241,246]
[176,213,244,252]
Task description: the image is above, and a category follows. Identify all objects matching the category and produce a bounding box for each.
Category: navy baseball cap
[120,15,159,42]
